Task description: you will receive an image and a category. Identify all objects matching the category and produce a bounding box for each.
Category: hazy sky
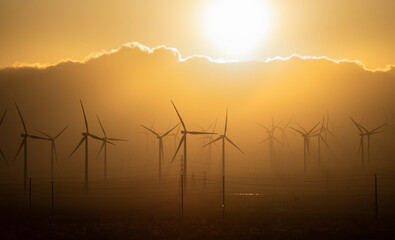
[0,0,394,69]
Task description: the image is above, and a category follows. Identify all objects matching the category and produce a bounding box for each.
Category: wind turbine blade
[107,137,128,141]
[213,118,218,132]
[96,115,107,137]
[140,124,159,137]
[319,117,326,134]
[225,137,244,154]
[350,117,365,133]
[295,122,307,133]
[274,120,282,130]
[69,137,86,158]
[308,122,321,135]
[15,104,27,134]
[203,136,223,147]
[171,101,186,131]
[80,100,89,132]
[14,139,25,161]
[257,123,269,131]
[96,142,105,159]
[106,140,116,146]
[284,116,293,128]
[261,137,269,143]
[0,148,8,166]
[55,125,69,139]
[371,124,386,133]
[187,131,216,135]
[162,123,180,137]
[289,127,304,135]
[273,137,283,146]
[35,129,51,139]
[224,108,228,135]
[320,136,332,152]
[369,130,384,135]
[28,135,49,140]
[171,135,185,163]
[88,133,102,141]
[0,109,6,126]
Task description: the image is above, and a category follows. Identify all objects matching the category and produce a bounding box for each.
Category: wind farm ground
[1,169,395,239]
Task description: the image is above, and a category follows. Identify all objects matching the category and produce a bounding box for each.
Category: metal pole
[181,173,184,218]
[374,174,378,218]
[51,181,54,220]
[222,137,225,221]
[85,138,88,191]
[29,178,32,217]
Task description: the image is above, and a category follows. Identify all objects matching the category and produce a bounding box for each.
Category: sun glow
[203,0,273,58]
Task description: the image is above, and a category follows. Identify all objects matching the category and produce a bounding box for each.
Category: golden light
[203,0,273,58]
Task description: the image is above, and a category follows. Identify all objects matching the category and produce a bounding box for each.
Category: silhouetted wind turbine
[171,101,216,188]
[312,118,331,167]
[290,122,320,172]
[36,125,69,181]
[140,123,179,180]
[96,115,127,180]
[13,104,47,190]
[69,100,102,190]
[350,117,384,168]
[0,109,7,166]
[196,119,219,162]
[323,111,336,140]
[258,118,282,164]
[278,117,292,148]
[137,120,156,159]
[204,108,244,221]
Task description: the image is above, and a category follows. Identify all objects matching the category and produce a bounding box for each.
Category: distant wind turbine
[96,115,127,180]
[204,108,244,221]
[312,118,331,167]
[258,118,282,164]
[171,101,216,189]
[278,117,292,148]
[36,125,69,181]
[140,123,179,180]
[69,100,102,190]
[13,104,48,190]
[350,117,384,168]
[290,122,320,172]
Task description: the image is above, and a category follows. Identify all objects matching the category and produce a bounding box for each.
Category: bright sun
[203,0,273,58]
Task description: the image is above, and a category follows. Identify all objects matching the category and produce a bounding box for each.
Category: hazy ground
[1,170,395,239]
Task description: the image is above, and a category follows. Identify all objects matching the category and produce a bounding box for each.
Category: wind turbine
[171,101,216,188]
[140,123,179,180]
[258,118,282,164]
[350,117,384,169]
[204,108,244,221]
[0,109,8,166]
[290,122,320,172]
[312,118,331,167]
[96,115,127,180]
[278,117,292,148]
[137,120,156,160]
[69,100,102,190]
[13,104,48,190]
[196,119,219,163]
[36,125,69,181]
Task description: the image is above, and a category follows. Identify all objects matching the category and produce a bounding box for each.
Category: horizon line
[2,42,394,73]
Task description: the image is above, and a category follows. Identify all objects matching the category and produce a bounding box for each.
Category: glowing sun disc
[203,0,273,57]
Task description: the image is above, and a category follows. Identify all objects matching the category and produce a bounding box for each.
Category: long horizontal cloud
[3,42,394,73]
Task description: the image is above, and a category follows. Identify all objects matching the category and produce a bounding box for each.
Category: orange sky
[0,0,394,69]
